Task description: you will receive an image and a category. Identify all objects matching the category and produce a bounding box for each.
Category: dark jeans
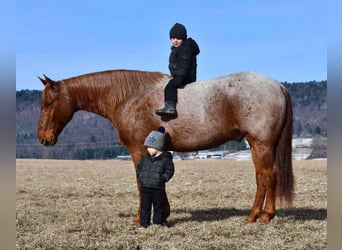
[140,187,166,227]
[164,79,190,102]
[164,79,179,102]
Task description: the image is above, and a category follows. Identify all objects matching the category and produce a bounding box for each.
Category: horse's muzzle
[39,136,57,146]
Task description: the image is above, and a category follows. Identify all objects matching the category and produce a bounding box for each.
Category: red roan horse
[38,69,294,223]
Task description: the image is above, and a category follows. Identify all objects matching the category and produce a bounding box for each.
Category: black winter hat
[169,23,187,40]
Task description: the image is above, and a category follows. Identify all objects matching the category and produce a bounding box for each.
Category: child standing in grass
[136,127,175,228]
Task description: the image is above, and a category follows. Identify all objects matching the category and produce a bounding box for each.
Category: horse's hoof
[247,210,261,223]
[133,216,140,224]
[246,215,257,223]
[260,213,273,223]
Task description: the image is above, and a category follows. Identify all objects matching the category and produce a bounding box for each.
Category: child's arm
[136,160,142,179]
[174,46,194,81]
[163,160,175,182]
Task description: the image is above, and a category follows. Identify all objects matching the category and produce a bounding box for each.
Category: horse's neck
[64,70,168,120]
[66,81,115,119]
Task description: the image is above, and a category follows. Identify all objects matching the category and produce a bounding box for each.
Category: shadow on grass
[167,207,327,226]
[117,207,326,226]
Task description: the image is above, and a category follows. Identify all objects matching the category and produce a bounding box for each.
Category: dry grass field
[16,159,327,249]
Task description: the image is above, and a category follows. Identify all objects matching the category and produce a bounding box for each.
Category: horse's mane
[62,69,169,104]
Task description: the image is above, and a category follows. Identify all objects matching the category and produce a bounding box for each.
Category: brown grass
[16,159,327,249]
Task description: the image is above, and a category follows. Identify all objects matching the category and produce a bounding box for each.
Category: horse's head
[37,75,75,146]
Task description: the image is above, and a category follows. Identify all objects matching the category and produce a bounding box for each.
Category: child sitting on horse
[136,126,175,228]
[156,23,200,116]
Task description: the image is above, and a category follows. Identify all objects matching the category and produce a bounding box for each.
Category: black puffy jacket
[136,151,175,190]
[168,37,200,85]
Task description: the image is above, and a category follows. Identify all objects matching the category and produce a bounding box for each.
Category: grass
[16,159,327,249]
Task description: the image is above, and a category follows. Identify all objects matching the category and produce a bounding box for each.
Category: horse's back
[176,71,287,142]
[183,71,283,100]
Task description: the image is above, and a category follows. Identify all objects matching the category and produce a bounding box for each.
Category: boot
[155,101,177,116]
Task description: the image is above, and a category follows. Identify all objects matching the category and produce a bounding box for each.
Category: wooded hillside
[16,80,327,159]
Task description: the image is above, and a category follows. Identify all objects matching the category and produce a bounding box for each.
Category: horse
[37,69,294,223]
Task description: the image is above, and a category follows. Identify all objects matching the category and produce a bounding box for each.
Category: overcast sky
[16,0,326,90]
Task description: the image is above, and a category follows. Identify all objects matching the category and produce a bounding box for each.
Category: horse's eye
[45,102,53,109]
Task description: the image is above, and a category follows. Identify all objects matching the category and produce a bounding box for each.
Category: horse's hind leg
[247,142,276,223]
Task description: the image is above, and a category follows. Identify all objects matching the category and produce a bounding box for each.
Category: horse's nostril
[40,138,47,145]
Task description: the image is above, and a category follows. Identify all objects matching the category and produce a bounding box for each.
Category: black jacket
[168,37,200,85]
[137,151,175,190]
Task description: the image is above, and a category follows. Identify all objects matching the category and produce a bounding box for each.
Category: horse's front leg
[133,178,142,224]
[130,150,144,224]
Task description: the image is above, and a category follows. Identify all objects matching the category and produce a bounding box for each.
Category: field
[16,159,327,249]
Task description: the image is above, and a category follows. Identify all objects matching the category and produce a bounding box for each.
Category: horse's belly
[166,129,243,152]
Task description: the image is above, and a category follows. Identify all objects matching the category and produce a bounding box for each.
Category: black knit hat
[169,23,187,40]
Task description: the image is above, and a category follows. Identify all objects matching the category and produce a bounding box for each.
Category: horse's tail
[275,85,294,206]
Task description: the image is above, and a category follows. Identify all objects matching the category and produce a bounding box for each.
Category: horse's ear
[38,76,47,85]
[43,74,54,83]
[38,74,55,86]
